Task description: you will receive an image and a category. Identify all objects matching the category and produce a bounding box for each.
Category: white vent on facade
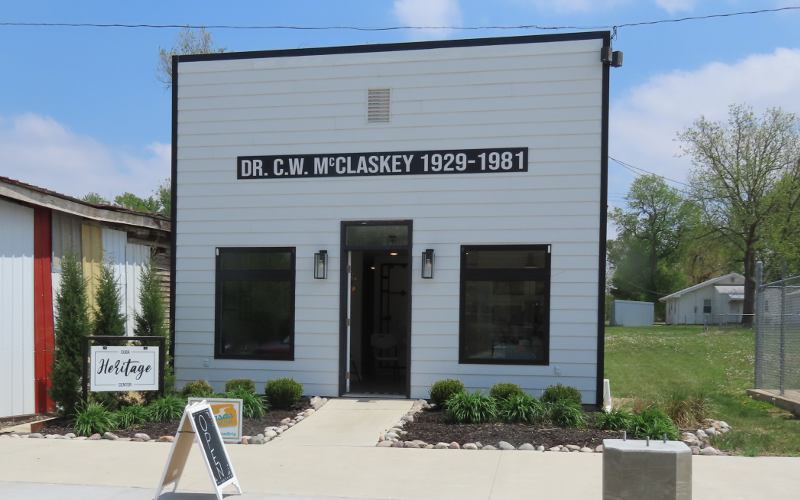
[367,88,390,123]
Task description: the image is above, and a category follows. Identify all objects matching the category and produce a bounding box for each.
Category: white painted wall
[125,243,150,336]
[174,36,606,403]
[611,300,653,327]
[0,198,35,417]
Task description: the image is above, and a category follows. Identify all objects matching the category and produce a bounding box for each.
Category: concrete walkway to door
[271,398,413,447]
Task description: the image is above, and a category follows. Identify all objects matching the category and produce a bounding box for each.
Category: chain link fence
[754,267,800,396]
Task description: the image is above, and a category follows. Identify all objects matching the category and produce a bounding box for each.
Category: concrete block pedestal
[603,439,692,500]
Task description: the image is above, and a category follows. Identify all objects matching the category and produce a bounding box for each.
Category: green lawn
[605,324,800,456]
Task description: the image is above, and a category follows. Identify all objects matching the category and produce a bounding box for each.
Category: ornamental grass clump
[429,379,464,407]
[630,407,679,440]
[547,400,587,428]
[180,380,215,398]
[225,389,267,419]
[663,392,710,428]
[498,393,548,424]
[541,384,583,406]
[147,395,186,422]
[74,402,117,436]
[595,408,634,431]
[115,404,150,429]
[264,378,303,410]
[489,383,525,401]
[444,391,498,424]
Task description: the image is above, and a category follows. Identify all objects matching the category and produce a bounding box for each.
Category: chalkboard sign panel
[192,406,234,486]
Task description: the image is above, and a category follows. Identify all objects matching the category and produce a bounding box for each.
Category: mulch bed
[402,409,623,448]
[39,399,311,439]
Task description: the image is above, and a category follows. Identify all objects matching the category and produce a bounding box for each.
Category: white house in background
[660,273,745,325]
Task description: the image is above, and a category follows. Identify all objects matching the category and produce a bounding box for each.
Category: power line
[0,6,797,33]
[609,156,692,189]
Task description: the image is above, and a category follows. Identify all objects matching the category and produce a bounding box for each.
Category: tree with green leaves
[680,104,800,324]
[92,263,126,336]
[114,192,161,213]
[158,27,225,88]
[134,259,173,394]
[50,255,90,416]
[82,192,109,205]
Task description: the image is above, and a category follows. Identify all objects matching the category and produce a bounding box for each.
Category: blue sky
[0,0,798,205]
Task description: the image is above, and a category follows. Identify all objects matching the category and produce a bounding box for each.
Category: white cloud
[610,48,800,190]
[0,113,169,201]
[392,0,462,38]
[655,0,697,14]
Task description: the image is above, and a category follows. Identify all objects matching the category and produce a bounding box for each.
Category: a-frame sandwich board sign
[155,400,242,500]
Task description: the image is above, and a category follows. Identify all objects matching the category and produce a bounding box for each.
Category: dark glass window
[215,247,295,360]
[460,245,550,365]
[703,299,712,314]
[345,224,409,247]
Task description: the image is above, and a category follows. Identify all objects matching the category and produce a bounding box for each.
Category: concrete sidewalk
[1,399,798,499]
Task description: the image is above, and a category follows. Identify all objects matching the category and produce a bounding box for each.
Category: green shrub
[92,263,126,337]
[115,404,150,428]
[541,384,583,406]
[225,379,257,394]
[498,394,548,424]
[50,255,90,416]
[630,407,679,440]
[489,383,525,401]
[547,401,587,428]
[225,389,267,418]
[181,380,215,398]
[74,402,117,436]
[147,395,186,422]
[663,392,710,428]
[595,408,634,431]
[264,378,303,410]
[429,379,465,407]
[445,391,498,424]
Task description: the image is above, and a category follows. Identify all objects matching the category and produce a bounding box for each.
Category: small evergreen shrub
[547,401,587,428]
[444,392,498,424]
[74,402,117,436]
[225,379,257,394]
[147,395,186,422]
[92,263,126,336]
[595,408,634,431]
[489,383,525,401]
[630,407,679,440]
[181,380,215,398]
[134,260,172,400]
[498,394,547,424]
[50,255,90,416]
[115,404,150,428]
[541,384,583,406]
[264,378,303,409]
[429,379,465,407]
[225,389,267,418]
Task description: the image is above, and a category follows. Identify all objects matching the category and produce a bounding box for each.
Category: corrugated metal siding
[50,212,82,315]
[175,38,604,402]
[125,243,150,336]
[101,227,128,324]
[0,198,35,417]
[81,224,103,314]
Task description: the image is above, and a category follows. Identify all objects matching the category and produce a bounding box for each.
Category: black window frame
[214,246,296,361]
[459,244,551,366]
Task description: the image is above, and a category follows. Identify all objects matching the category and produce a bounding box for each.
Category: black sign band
[237,147,528,180]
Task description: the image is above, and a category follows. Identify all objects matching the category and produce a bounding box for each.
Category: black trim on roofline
[596,32,611,408]
[177,31,609,63]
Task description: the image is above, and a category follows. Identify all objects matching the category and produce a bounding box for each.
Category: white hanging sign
[90,345,159,392]
[155,401,242,500]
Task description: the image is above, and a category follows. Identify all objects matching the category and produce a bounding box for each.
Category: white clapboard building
[172,32,619,405]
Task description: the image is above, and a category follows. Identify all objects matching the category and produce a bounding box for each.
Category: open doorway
[340,221,411,397]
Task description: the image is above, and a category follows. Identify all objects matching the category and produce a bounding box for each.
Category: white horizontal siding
[175,36,604,403]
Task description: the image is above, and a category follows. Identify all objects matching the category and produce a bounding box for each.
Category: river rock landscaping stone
[449,442,460,449]
[498,441,515,450]
[701,446,719,456]
[482,445,497,450]
[89,434,101,440]
[28,433,43,439]
[134,433,150,441]
[377,441,393,447]
[158,435,174,442]
[463,443,478,450]
[102,432,118,440]
[580,447,593,453]
[518,443,535,450]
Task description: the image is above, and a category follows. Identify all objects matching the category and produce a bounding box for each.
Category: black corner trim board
[170,31,611,404]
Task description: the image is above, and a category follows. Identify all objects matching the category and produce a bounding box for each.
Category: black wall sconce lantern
[314,250,328,279]
[421,248,434,279]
